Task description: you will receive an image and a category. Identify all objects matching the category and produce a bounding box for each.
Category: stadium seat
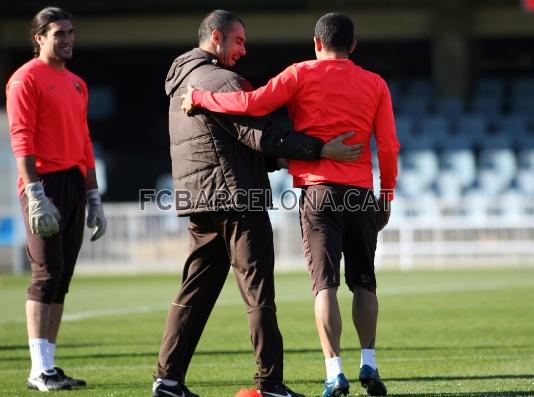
[516,170,534,196]
[479,148,517,181]
[453,115,489,147]
[420,116,449,149]
[400,190,440,220]
[395,116,441,150]
[397,170,428,197]
[494,115,528,136]
[397,97,429,117]
[518,148,534,170]
[400,149,439,189]
[387,79,402,105]
[476,170,510,196]
[434,97,464,118]
[496,189,526,220]
[475,78,505,99]
[470,96,503,116]
[420,115,449,135]
[268,170,293,198]
[480,133,513,150]
[509,96,534,117]
[435,170,463,206]
[511,77,534,98]
[395,116,416,143]
[404,79,435,101]
[440,149,476,188]
[462,188,492,220]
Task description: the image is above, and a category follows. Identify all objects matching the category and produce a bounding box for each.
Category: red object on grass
[234,388,261,397]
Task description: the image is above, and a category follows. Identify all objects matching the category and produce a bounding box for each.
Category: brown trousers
[299,184,378,296]
[21,167,86,304]
[155,210,284,388]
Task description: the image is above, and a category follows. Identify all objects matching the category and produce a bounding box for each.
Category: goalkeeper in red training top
[6,7,106,392]
[181,12,399,397]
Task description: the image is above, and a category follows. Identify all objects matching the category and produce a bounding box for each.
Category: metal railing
[70,200,534,273]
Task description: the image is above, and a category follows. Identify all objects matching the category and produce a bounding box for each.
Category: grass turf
[1,268,534,396]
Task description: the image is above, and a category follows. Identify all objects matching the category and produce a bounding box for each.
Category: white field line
[3,278,534,324]
[62,304,167,321]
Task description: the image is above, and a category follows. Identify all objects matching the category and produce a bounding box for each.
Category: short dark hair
[198,9,245,45]
[31,7,72,57]
[314,12,354,53]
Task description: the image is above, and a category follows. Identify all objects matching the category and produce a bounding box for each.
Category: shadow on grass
[385,374,534,382]
[1,344,532,354]
[3,344,534,363]
[389,393,534,396]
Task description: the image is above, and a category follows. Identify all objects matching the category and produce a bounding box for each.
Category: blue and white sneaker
[321,373,349,397]
[359,365,387,396]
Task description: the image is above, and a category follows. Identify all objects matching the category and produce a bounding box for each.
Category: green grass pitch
[1,268,534,396]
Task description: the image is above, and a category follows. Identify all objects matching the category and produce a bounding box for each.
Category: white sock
[29,338,53,378]
[157,378,178,387]
[47,342,56,369]
[325,356,343,381]
[360,348,377,370]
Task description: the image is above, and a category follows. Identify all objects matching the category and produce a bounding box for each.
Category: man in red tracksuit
[182,12,400,397]
[6,7,106,392]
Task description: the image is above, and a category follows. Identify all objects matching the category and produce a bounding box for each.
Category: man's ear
[314,36,322,52]
[349,39,357,54]
[35,33,44,47]
[211,30,223,47]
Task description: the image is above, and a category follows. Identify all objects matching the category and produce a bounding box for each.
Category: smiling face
[214,21,246,67]
[35,19,74,68]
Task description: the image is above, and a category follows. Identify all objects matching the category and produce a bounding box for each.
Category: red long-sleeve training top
[6,58,95,195]
[192,59,400,198]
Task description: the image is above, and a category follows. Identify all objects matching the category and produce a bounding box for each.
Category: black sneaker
[27,371,72,391]
[54,367,87,387]
[359,365,387,396]
[258,383,306,397]
[152,380,199,397]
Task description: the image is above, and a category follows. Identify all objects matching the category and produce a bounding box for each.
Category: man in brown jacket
[152,9,361,397]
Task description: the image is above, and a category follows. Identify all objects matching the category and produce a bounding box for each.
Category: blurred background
[1,0,533,273]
